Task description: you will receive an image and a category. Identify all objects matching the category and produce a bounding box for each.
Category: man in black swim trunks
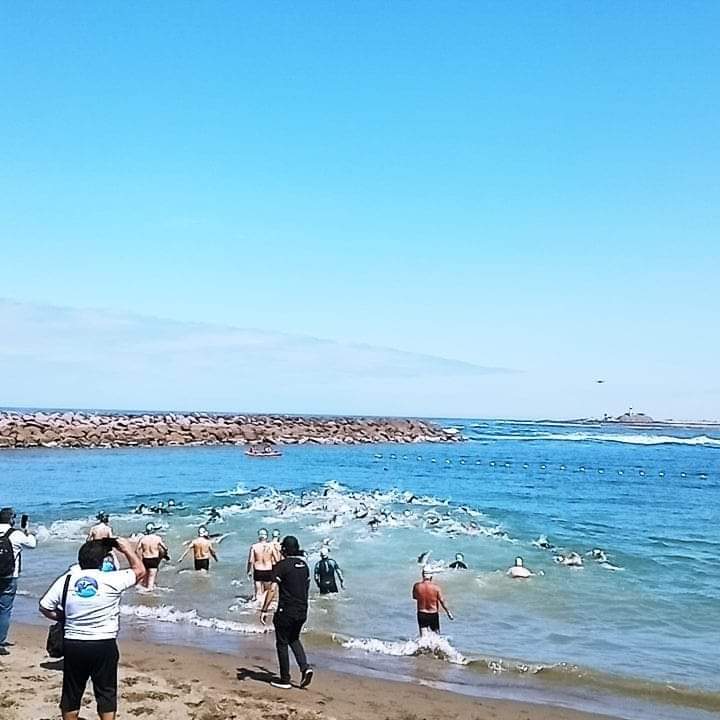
[260,536,314,690]
[412,568,453,636]
[135,523,169,591]
[247,528,278,602]
[313,548,344,594]
[179,527,218,571]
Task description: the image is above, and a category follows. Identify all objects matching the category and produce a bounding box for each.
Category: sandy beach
[0,623,621,720]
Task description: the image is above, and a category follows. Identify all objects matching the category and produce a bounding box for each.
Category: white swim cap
[198,526,209,538]
[258,528,268,539]
[515,557,524,567]
[320,547,329,558]
[422,567,432,579]
[272,529,280,539]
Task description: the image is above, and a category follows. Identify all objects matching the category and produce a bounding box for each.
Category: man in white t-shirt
[0,507,37,654]
[40,537,145,720]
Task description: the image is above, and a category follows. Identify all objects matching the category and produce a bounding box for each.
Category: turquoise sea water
[3,419,719,718]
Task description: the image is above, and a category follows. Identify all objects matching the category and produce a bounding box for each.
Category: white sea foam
[48,518,92,541]
[120,604,269,634]
[338,633,468,665]
[470,432,720,447]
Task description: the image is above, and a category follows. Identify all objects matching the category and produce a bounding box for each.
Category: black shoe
[0,647,10,656]
[0,641,14,647]
[300,667,314,688]
[270,680,292,689]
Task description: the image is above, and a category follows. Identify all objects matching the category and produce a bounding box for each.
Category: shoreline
[11,604,718,720]
[3,622,623,720]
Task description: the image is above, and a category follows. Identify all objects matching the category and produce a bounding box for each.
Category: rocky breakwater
[0,411,461,449]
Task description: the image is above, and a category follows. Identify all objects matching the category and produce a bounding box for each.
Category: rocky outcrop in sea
[0,410,460,449]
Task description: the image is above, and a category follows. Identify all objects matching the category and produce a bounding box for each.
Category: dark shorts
[417,611,440,633]
[61,638,119,714]
[142,557,161,570]
[194,558,210,571]
[253,569,273,583]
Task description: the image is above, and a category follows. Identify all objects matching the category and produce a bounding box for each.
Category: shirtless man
[179,527,218,571]
[247,528,278,602]
[87,512,113,541]
[271,529,282,557]
[412,568,453,636]
[507,556,533,578]
[136,522,169,591]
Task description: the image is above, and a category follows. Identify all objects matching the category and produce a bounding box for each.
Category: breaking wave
[120,604,269,634]
[337,633,469,665]
[469,432,720,447]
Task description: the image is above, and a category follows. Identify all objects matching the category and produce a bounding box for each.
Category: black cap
[280,535,300,556]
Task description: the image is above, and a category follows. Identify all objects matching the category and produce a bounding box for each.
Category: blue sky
[1,3,718,419]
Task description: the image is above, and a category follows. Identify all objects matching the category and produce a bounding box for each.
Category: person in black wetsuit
[313,548,344,595]
[449,552,468,570]
[260,536,314,690]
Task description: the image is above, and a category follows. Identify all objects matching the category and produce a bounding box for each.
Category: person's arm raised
[115,537,146,584]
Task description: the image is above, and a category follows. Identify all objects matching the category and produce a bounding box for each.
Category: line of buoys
[372,454,712,479]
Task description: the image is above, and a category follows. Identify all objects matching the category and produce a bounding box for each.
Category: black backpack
[0,529,16,577]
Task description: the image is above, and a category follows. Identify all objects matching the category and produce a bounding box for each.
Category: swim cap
[320,547,329,558]
[258,528,268,539]
[515,557,524,567]
[145,522,156,534]
[455,553,464,561]
[422,567,433,579]
[97,512,109,523]
[272,529,280,539]
[198,526,209,538]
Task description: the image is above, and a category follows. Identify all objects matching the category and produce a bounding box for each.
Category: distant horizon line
[2,404,718,426]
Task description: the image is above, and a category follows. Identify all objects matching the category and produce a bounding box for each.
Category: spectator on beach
[0,507,37,654]
[260,535,314,690]
[313,547,344,594]
[135,523,169,591]
[412,567,453,636]
[179,526,218,571]
[39,538,145,720]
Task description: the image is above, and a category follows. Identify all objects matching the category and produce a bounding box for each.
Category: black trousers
[273,611,308,683]
[61,639,119,714]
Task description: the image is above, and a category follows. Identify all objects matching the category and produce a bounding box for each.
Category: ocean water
[3,419,719,718]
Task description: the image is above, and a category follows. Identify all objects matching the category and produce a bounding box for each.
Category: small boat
[245,442,282,458]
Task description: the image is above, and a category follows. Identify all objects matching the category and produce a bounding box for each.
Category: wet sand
[1,623,622,720]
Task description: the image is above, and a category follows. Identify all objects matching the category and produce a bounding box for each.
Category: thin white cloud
[0,299,515,414]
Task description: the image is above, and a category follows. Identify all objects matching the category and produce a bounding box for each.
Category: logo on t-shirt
[74,576,99,598]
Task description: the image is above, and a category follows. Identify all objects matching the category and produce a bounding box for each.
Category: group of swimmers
[87,513,346,601]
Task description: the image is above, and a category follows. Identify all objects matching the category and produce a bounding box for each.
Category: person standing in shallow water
[135,523,168,591]
[412,568,453,636]
[260,535,314,690]
[314,547,344,594]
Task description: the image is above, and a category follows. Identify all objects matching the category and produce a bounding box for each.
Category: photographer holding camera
[40,537,145,720]
[0,507,37,654]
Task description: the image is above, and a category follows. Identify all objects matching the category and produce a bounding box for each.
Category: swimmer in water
[412,568,453,636]
[587,548,608,563]
[136,522,169,591]
[507,556,533,579]
[554,552,583,567]
[449,553,468,570]
[417,550,431,565]
[368,518,380,531]
[533,535,554,550]
[247,528,278,602]
[179,526,218,571]
[207,507,222,524]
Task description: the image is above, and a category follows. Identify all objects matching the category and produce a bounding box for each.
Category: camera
[20,514,29,530]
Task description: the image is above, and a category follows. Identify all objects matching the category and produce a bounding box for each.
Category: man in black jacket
[260,535,313,690]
